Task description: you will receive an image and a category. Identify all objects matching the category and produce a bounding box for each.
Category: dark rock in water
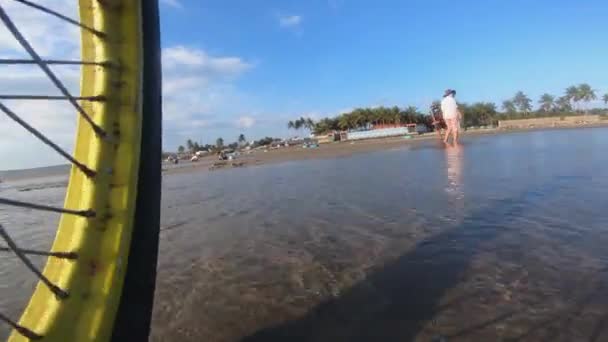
[231,162,246,168]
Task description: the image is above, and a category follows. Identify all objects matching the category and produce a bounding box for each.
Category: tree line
[178,134,247,154]
[177,134,283,154]
[502,84,600,115]
[288,84,608,134]
[288,106,431,135]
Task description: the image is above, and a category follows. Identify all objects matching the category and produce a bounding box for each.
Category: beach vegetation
[291,84,607,134]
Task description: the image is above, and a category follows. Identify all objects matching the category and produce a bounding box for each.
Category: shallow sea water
[2,128,608,341]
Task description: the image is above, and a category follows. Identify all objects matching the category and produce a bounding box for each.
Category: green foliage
[288,117,315,131]
[312,117,340,134]
[285,83,606,134]
[538,93,555,112]
[578,83,596,102]
[306,106,429,134]
[562,84,597,113]
[460,102,498,127]
[513,91,532,114]
[184,139,204,152]
[565,86,579,101]
[238,134,246,143]
[502,100,516,113]
[253,136,277,147]
[555,96,572,112]
[186,139,194,152]
[565,85,580,112]
[577,83,596,113]
[216,137,224,148]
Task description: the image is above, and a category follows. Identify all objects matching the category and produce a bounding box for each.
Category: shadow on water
[242,181,562,342]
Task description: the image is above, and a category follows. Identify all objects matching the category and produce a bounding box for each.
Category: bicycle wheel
[0,0,161,341]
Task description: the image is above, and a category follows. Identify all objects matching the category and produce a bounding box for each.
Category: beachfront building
[346,123,417,141]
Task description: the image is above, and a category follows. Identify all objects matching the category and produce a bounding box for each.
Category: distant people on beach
[440,89,462,145]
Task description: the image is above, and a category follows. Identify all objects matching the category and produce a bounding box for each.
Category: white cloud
[278,15,302,28]
[162,46,251,76]
[161,46,255,148]
[163,46,205,68]
[160,0,182,8]
[163,76,208,97]
[160,46,253,118]
[0,0,79,58]
[235,116,256,128]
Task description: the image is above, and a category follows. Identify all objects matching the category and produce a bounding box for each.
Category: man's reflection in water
[445,144,464,217]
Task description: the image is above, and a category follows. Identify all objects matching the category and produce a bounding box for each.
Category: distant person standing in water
[441,89,461,145]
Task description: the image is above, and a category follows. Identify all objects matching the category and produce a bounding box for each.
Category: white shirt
[441,95,458,120]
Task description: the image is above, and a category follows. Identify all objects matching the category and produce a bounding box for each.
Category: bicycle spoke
[9,0,104,38]
[0,102,97,177]
[0,246,78,260]
[0,95,105,101]
[0,5,108,139]
[0,58,112,67]
[0,197,95,218]
[0,225,68,299]
[0,312,42,340]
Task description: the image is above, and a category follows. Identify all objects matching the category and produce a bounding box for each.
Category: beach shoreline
[2,124,605,182]
[163,123,608,176]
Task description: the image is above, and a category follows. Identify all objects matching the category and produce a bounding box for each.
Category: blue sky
[158,0,608,149]
[0,0,607,169]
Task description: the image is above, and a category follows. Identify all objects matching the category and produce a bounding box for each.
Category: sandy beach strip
[163,123,608,175]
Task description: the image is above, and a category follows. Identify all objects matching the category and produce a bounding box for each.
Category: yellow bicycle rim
[10,1,144,341]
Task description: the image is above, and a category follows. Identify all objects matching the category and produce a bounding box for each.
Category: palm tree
[338,115,351,131]
[565,86,580,112]
[238,134,246,145]
[401,106,419,123]
[288,119,301,130]
[186,139,194,152]
[390,106,401,124]
[378,107,393,124]
[177,145,185,153]
[313,117,338,134]
[538,93,555,112]
[350,108,365,128]
[216,137,224,149]
[555,96,573,113]
[288,117,316,132]
[513,91,532,115]
[502,100,516,113]
[305,118,315,130]
[362,108,373,126]
[577,83,596,113]
[603,93,608,106]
